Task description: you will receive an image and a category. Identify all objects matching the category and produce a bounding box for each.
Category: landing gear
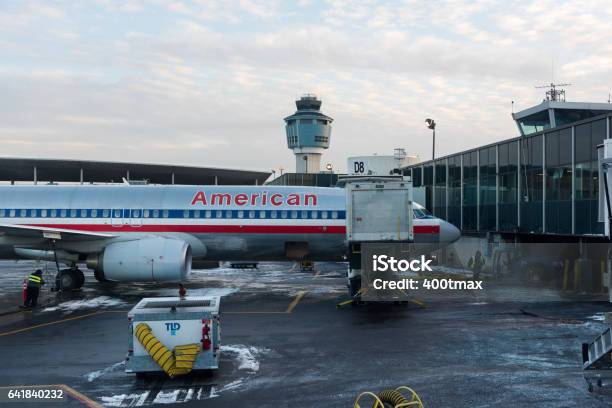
[348,276,362,298]
[94,268,112,283]
[55,268,85,291]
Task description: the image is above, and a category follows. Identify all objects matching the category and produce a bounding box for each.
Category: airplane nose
[439,221,461,243]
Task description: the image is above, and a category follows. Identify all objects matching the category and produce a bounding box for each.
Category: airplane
[0,184,460,290]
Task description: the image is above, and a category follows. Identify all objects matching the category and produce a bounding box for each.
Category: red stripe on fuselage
[26,224,440,234]
[413,225,440,234]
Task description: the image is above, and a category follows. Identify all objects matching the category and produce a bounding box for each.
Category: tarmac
[1,260,612,407]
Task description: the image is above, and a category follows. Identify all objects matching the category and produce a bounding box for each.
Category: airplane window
[32,209,38,217]
[260,210,266,219]
[133,210,140,218]
[291,210,297,219]
[0,209,5,217]
[271,211,277,219]
[143,209,149,218]
[103,209,110,218]
[51,209,58,217]
[183,210,189,218]
[91,209,98,217]
[20,209,26,217]
[194,210,200,218]
[249,210,255,219]
[162,210,169,218]
[41,209,47,217]
[152,209,159,218]
[81,209,87,217]
[311,211,318,219]
[281,210,287,219]
[238,210,244,218]
[205,210,211,218]
[331,211,338,219]
[113,209,121,218]
[10,209,15,217]
[216,210,222,218]
[301,210,307,219]
[61,209,67,218]
[226,210,232,218]
[69,209,76,217]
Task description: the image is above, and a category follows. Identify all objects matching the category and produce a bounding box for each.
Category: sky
[1,0,612,174]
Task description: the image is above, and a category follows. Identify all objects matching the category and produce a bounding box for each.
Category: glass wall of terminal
[434,160,447,219]
[498,141,518,231]
[574,119,606,235]
[520,134,543,233]
[447,155,461,228]
[462,151,477,231]
[403,114,610,236]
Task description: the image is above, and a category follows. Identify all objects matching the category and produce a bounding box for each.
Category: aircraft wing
[0,224,115,241]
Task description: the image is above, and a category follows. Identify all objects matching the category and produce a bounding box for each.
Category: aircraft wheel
[56,269,79,291]
[94,268,111,283]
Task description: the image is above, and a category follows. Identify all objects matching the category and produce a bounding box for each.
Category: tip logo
[165,322,181,336]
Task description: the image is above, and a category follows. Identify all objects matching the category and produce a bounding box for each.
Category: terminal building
[402,88,612,241]
[0,157,270,186]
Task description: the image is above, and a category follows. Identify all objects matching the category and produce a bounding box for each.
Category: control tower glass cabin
[284,94,333,173]
[513,100,612,136]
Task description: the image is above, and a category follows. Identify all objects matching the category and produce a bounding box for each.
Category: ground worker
[178,283,187,299]
[468,250,485,280]
[23,269,44,308]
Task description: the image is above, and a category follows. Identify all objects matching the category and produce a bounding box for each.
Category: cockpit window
[413,207,434,219]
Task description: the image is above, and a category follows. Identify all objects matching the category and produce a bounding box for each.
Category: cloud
[1,0,611,172]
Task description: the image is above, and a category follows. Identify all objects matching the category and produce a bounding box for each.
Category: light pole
[425,118,436,160]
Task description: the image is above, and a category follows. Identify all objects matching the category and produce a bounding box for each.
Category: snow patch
[43,296,126,314]
[588,313,606,321]
[100,392,148,407]
[221,344,269,372]
[190,287,238,297]
[85,361,125,382]
[153,389,181,404]
[220,379,244,391]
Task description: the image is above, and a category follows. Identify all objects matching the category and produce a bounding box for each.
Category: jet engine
[87,237,192,282]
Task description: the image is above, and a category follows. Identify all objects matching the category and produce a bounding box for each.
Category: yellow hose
[353,386,423,408]
[135,323,201,377]
[378,389,409,406]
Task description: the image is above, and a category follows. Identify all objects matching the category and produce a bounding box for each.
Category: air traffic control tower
[284,94,333,173]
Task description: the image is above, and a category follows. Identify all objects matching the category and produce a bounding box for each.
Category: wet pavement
[1,260,612,407]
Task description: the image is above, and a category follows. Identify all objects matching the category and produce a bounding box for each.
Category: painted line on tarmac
[286,291,306,313]
[0,291,308,330]
[0,310,127,337]
[0,384,103,408]
[225,291,308,314]
[0,310,106,337]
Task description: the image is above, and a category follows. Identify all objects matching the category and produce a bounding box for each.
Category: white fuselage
[0,185,458,262]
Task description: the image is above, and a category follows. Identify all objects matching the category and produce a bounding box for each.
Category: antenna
[535,82,571,102]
